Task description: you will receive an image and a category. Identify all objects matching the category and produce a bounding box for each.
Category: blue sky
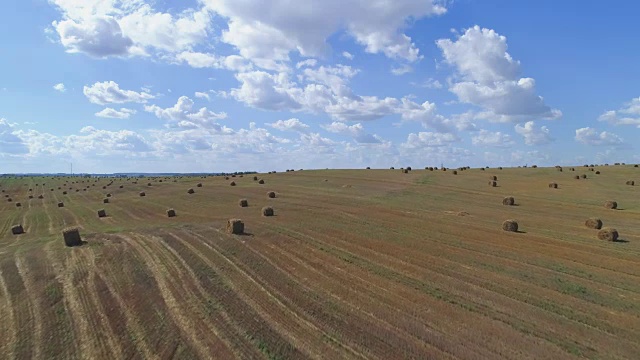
[1,0,639,173]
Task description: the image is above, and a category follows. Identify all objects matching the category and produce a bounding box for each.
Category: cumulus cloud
[267,118,310,132]
[342,51,354,60]
[575,127,624,146]
[598,96,640,127]
[0,119,29,155]
[437,26,561,123]
[391,64,413,76]
[144,96,227,129]
[321,122,380,143]
[514,121,553,145]
[403,132,459,148]
[95,107,137,119]
[84,81,155,105]
[471,129,515,147]
[49,1,211,58]
[53,83,66,92]
[202,0,446,65]
[194,91,210,100]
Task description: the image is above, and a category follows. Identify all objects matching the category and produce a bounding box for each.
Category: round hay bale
[635,164,639,167]
[262,206,274,217]
[574,175,580,179]
[581,174,587,179]
[7,198,12,202]
[227,219,244,234]
[595,171,600,174]
[106,193,111,197]
[119,185,124,188]
[390,167,395,169]
[38,195,44,199]
[532,165,538,168]
[239,199,248,207]
[570,168,575,171]
[502,196,515,206]
[12,224,24,235]
[452,170,458,175]
[267,191,276,198]
[585,218,603,229]
[489,181,497,187]
[502,220,518,232]
[406,167,412,171]
[197,183,202,187]
[62,228,82,247]
[403,169,408,174]
[103,198,109,204]
[230,181,236,186]
[253,176,258,181]
[548,182,558,188]
[29,195,33,199]
[97,209,107,218]
[490,176,498,181]
[258,179,265,184]
[225,176,230,180]
[498,167,503,170]
[139,191,146,197]
[15,202,21,207]
[58,202,64,208]
[167,209,176,217]
[62,191,68,195]
[597,228,619,242]
[604,201,617,209]
[366,167,371,169]
[626,180,635,186]
[187,188,195,194]
[102,186,107,189]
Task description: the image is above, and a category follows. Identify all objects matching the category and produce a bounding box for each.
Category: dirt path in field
[14,255,43,360]
[0,264,16,359]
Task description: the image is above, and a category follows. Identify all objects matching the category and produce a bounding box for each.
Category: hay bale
[29,195,33,199]
[502,220,518,232]
[532,165,537,168]
[147,183,152,186]
[585,218,603,229]
[262,206,274,217]
[597,228,619,242]
[489,181,497,187]
[581,174,587,179]
[574,175,580,179]
[490,176,497,181]
[239,199,248,207]
[58,202,64,207]
[225,176,230,180]
[502,196,515,206]
[267,191,276,198]
[548,182,558,188]
[197,183,202,187]
[635,164,639,168]
[452,170,458,175]
[604,201,617,209]
[11,225,24,235]
[258,179,265,184]
[227,219,244,234]
[626,180,635,186]
[403,169,409,174]
[595,171,600,174]
[103,198,109,204]
[7,198,12,202]
[139,191,146,197]
[187,188,195,194]
[62,228,82,247]
[167,209,176,217]
[106,193,112,197]
[253,176,258,181]
[230,181,236,186]
[97,209,107,218]
[119,185,124,188]
[102,186,107,189]
[498,167,503,170]
[366,167,370,169]
[15,202,21,207]
[406,167,412,171]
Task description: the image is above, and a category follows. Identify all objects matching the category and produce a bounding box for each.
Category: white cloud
[575,127,624,146]
[95,107,137,119]
[342,51,354,60]
[267,118,310,132]
[84,81,154,105]
[403,132,459,148]
[411,78,443,89]
[0,118,29,155]
[50,1,211,58]
[144,96,227,129]
[391,64,413,76]
[194,91,210,100]
[202,0,446,65]
[53,83,67,92]
[436,26,561,123]
[321,122,380,143]
[514,121,553,145]
[174,52,253,72]
[598,96,640,127]
[296,59,317,69]
[471,129,515,147]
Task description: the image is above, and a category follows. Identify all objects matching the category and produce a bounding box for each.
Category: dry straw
[97,209,107,218]
[585,218,603,229]
[262,206,274,217]
[167,209,176,217]
[597,228,618,241]
[11,224,24,235]
[239,199,248,207]
[604,201,617,209]
[267,191,276,198]
[227,219,244,234]
[63,228,82,247]
[549,182,558,188]
[502,196,515,206]
[502,220,518,232]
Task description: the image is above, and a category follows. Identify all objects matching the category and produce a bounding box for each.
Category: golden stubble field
[0,165,639,360]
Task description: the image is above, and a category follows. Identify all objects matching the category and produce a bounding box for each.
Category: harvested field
[1,167,639,359]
